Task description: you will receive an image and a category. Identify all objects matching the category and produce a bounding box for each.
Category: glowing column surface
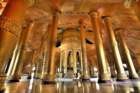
[63,51,68,77]
[89,11,111,82]
[115,28,139,79]
[79,19,90,80]
[43,10,60,83]
[60,28,83,78]
[102,16,128,81]
[0,0,30,91]
[6,22,34,82]
[41,24,52,79]
[58,51,64,78]
[73,50,77,76]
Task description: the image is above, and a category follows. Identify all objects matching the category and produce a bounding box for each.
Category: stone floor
[1,79,140,93]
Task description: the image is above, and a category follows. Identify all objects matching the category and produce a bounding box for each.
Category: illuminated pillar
[115,28,139,79]
[41,24,51,79]
[102,16,128,81]
[45,10,60,82]
[79,20,90,80]
[63,51,68,76]
[0,0,28,76]
[59,51,64,77]
[79,51,84,76]
[73,50,77,75]
[89,11,111,82]
[6,22,33,82]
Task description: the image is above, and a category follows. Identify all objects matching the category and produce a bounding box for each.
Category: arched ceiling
[1,0,140,65]
[24,0,140,56]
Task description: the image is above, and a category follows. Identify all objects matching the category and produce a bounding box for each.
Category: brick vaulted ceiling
[1,0,140,67]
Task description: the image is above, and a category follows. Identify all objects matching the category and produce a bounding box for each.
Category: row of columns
[59,50,83,78]
[35,9,139,83]
[89,10,139,82]
[0,0,31,91]
[0,1,139,91]
[89,12,111,82]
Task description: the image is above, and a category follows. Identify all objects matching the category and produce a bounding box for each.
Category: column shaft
[58,51,64,78]
[79,51,84,76]
[73,50,77,74]
[6,22,33,81]
[63,51,68,75]
[103,16,128,80]
[79,20,90,79]
[47,11,60,81]
[0,0,28,76]
[89,11,111,82]
[116,30,138,79]
[41,24,52,79]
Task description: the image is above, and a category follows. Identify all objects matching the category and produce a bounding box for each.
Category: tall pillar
[102,16,128,81]
[44,10,60,82]
[63,51,68,76]
[115,28,139,79]
[73,50,77,75]
[41,24,51,79]
[59,51,64,78]
[0,0,28,75]
[0,0,29,91]
[6,22,33,82]
[79,51,84,76]
[89,11,111,82]
[79,20,90,80]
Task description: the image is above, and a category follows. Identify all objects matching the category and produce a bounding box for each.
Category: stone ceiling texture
[24,1,140,65]
[1,0,140,66]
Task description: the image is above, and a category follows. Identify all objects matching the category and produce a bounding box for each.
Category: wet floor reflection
[2,79,140,93]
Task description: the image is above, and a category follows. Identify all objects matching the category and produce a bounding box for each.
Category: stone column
[115,28,139,79]
[102,16,128,81]
[6,22,33,82]
[63,51,68,77]
[0,0,28,75]
[73,50,77,76]
[44,10,60,83]
[79,50,84,76]
[0,0,29,90]
[41,24,51,79]
[89,11,111,82]
[79,20,90,80]
[59,51,64,78]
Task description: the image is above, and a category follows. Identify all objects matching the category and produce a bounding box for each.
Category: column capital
[102,16,112,20]
[114,28,125,32]
[88,10,98,17]
[52,9,62,16]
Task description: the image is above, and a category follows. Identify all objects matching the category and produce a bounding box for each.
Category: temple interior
[0,0,140,93]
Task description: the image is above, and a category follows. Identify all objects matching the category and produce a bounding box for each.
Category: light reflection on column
[114,82,131,93]
[99,83,114,93]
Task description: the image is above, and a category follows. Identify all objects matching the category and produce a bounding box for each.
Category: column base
[6,76,20,83]
[5,79,19,83]
[81,78,90,82]
[81,75,90,82]
[82,73,90,80]
[98,79,112,83]
[117,73,128,81]
[129,73,139,80]
[42,75,56,84]
[58,73,63,78]
[99,73,111,83]
[42,80,56,84]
